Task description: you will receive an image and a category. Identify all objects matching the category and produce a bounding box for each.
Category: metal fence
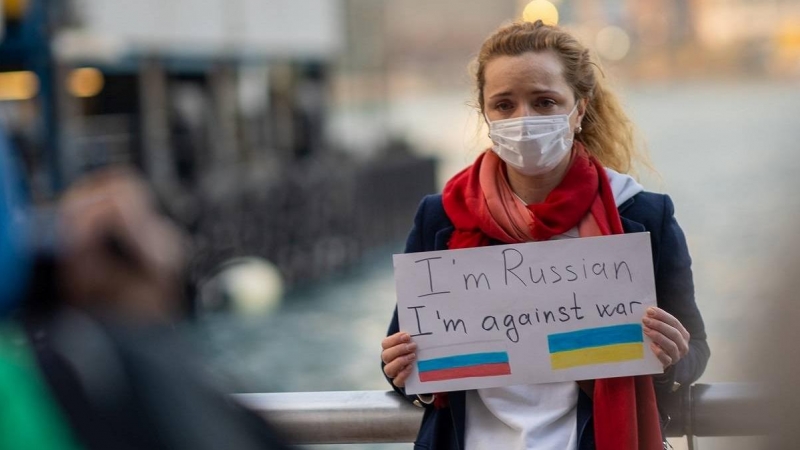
[188,153,437,287]
[236,383,768,449]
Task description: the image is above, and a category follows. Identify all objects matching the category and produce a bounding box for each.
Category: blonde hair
[475,20,644,174]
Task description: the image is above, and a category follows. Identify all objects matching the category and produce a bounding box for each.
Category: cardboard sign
[392,233,663,395]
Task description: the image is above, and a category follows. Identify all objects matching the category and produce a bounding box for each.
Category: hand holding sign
[643,307,691,369]
[392,233,664,395]
[381,332,417,388]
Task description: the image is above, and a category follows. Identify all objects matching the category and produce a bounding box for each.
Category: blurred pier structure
[0,0,437,287]
[189,151,436,287]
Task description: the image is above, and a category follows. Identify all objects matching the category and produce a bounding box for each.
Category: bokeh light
[3,0,30,20]
[0,71,39,101]
[67,67,105,98]
[522,0,559,26]
[595,26,631,61]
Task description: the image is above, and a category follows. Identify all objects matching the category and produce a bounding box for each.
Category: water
[190,81,800,449]
[193,247,402,395]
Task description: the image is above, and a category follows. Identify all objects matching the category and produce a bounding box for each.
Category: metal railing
[235,383,769,447]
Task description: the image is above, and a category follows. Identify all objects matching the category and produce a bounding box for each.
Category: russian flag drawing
[548,323,645,370]
[418,351,512,382]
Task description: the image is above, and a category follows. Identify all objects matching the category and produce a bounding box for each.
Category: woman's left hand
[642,307,690,369]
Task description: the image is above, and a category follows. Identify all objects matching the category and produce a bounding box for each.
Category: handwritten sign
[393,233,663,395]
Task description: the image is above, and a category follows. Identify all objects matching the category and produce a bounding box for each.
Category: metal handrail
[235,383,768,445]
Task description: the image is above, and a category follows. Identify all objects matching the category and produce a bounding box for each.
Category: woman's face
[483,51,585,129]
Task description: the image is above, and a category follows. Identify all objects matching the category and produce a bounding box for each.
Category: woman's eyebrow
[488,88,560,100]
[529,89,559,96]
[487,90,513,100]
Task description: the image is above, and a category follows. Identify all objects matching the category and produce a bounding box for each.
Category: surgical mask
[487,102,579,176]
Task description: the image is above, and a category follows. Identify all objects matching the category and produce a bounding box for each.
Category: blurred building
[335,0,800,101]
[691,0,800,76]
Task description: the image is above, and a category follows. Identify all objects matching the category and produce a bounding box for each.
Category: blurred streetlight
[3,0,30,20]
[522,0,559,26]
[0,71,39,101]
[67,67,105,98]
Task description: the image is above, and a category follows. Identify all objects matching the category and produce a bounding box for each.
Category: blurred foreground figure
[56,169,186,322]
[0,125,81,449]
[753,243,800,449]
[0,137,288,449]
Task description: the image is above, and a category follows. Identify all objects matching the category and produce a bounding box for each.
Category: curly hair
[475,20,645,174]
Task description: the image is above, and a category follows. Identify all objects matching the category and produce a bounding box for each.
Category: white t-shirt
[465,382,579,450]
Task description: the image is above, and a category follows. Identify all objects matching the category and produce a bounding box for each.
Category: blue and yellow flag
[548,323,644,370]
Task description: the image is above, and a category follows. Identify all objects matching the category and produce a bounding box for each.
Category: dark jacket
[385,192,710,450]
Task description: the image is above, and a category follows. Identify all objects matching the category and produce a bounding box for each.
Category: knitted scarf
[440,144,662,450]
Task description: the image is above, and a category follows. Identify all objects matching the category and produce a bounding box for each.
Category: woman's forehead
[484,52,569,94]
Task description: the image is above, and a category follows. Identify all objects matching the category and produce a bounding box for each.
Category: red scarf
[440,144,663,450]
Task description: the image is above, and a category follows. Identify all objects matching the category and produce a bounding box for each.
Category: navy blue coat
[385,192,710,450]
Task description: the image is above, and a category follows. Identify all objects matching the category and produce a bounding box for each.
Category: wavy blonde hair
[475,20,645,174]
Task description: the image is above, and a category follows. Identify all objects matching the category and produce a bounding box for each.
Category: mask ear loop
[568,101,579,118]
[569,101,582,134]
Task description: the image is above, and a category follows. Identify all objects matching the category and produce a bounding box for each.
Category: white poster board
[393,233,663,395]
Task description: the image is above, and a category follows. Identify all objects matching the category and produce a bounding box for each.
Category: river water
[189,80,800,449]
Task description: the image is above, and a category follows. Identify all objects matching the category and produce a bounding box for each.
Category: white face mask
[487,102,579,176]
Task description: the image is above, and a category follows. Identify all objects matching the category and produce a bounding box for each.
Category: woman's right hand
[381,332,418,388]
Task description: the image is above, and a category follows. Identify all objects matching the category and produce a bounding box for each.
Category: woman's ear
[573,97,588,132]
[578,98,588,124]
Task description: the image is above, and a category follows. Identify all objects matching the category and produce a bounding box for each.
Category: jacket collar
[618,195,636,213]
[618,196,647,233]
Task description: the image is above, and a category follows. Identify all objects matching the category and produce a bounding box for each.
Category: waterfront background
[3,0,800,448]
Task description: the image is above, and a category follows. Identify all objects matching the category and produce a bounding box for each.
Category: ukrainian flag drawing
[548,324,645,370]
[418,351,512,382]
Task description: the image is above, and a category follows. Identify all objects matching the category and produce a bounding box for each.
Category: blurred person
[381,20,709,450]
[748,240,800,449]
[55,168,186,322]
[0,147,289,448]
[0,122,30,317]
[0,120,83,450]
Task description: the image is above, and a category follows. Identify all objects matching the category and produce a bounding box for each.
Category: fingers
[382,332,411,350]
[383,351,416,380]
[643,318,687,357]
[392,364,414,388]
[381,340,417,365]
[643,307,690,368]
[650,342,673,369]
[644,325,680,363]
[382,332,418,387]
[646,307,690,341]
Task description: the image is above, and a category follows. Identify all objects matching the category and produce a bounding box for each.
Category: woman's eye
[535,99,557,108]
[496,101,513,111]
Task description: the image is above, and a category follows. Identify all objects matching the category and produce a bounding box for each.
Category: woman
[381,20,709,450]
